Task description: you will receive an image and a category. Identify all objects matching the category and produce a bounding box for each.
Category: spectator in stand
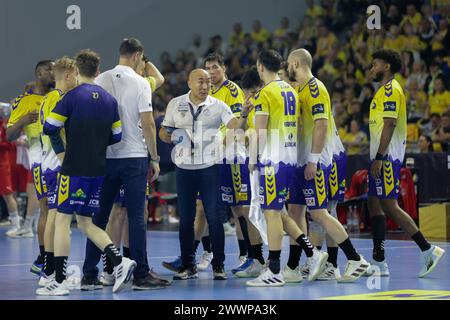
[425,60,444,95]
[229,23,245,49]
[385,4,402,28]
[429,75,450,115]
[250,20,270,44]
[433,110,450,152]
[400,4,423,32]
[406,59,429,90]
[406,80,429,121]
[342,119,369,155]
[315,23,337,60]
[305,0,324,18]
[274,17,291,39]
[418,135,434,153]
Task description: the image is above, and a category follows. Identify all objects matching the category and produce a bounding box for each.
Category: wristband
[375,153,384,161]
[308,153,320,164]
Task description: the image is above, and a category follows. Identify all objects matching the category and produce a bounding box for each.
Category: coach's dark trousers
[176,164,225,268]
[83,157,149,279]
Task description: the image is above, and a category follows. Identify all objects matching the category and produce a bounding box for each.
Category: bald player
[286,49,369,282]
[159,69,252,281]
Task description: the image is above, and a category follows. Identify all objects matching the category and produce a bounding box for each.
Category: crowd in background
[151,0,450,155]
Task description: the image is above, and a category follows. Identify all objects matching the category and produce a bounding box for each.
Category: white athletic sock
[9,211,20,227]
[23,216,34,230]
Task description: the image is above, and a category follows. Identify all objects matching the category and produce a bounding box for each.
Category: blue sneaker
[232,257,253,274]
[162,256,183,273]
[30,260,43,276]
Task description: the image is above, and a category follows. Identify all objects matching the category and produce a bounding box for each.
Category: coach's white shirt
[163,92,234,170]
[95,65,152,159]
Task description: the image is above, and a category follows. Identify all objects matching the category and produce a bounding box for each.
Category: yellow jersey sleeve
[145,76,156,92]
[224,82,244,116]
[381,83,401,119]
[308,80,330,121]
[7,92,29,127]
[254,89,270,116]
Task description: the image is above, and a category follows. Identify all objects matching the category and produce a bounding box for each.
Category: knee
[310,211,326,224]
[55,213,71,230]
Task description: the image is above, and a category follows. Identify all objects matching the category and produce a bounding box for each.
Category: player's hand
[160,129,172,144]
[21,111,39,125]
[304,162,317,181]
[370,160,382,179]
[241,96,254,118]
[56,152,65,164]
[150,161,160,182]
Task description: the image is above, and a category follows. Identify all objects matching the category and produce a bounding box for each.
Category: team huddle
[5,37,445,295]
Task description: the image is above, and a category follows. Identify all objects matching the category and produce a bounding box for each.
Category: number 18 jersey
[253,80,298,165]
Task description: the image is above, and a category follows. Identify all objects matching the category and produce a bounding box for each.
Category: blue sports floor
[0,227,449,300]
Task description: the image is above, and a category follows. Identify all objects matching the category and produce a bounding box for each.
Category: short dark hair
[120,38,144,57]
[35,60,53,75]
[204,52,225,66]
[258,49,283,73]
[75,49,100,78]
[241,67,263,90]
[372,49,402,74]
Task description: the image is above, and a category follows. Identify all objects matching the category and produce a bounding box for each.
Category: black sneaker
[213,266,227,280]
[132,273,166,290]
[173,266,198,280]
[80,277,103,291]
[149,268,172,286]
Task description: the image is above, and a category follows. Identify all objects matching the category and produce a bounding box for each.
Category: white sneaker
[338,256,370,283]
[6,226,21,237]
[12,227,34,238]
[100,271,115,286]
[300,263,310,278]
[318,262,341,281]
[282,265,303,283]
[223,222,236,236]
[246,268,285,287]
[197,251,213,271]
[364,260,390,277]
[36,279,70,296]
[419,245,445,278]
[113,257,136,293]
[38,273,55,287]
[235,259,264,278]
[307,250,329,281]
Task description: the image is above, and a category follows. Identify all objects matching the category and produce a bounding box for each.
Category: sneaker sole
[113,261,137,293]
[284,277,303,283]
[132,284,165,290]
[80,285,103,291]
[213,276,227,280]
[419,249,445,278]
[235,272,259,278]
[36,289,70,296]
[308,253,329,281]
[173,274,198,280]
[246,281,285,287]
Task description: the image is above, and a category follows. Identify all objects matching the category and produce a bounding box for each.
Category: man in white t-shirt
[82,38,168,290]
[159,69,251,281]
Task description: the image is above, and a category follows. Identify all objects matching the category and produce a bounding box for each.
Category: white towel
[248,170,268,245]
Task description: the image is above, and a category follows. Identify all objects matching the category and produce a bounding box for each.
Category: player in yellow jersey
[37,57,79,289]
[366,49,445,278]
[6,60,55,275]
[287,49,369,282]
[206,53,254,271]
[246,50,328,287]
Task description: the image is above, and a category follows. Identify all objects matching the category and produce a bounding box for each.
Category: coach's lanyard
[188,103,204,157]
